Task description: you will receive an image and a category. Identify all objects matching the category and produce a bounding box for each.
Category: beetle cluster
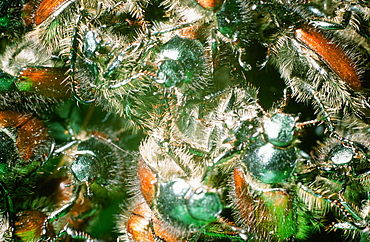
[0,0,370,241]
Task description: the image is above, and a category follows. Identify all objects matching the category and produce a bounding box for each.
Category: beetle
[120,136,233,241]
[37,129,129,239]
[228,105,321,241]
[54,132,127,193]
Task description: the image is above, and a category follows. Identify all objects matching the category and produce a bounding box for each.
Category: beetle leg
[52,224,95,242]
[69,13,95,104]
[41,185,82,239]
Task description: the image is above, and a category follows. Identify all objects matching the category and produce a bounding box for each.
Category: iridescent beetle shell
[136,138,223,238]
[241,112,299,185]
[55,132,127,194]
[156,35,209,89]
